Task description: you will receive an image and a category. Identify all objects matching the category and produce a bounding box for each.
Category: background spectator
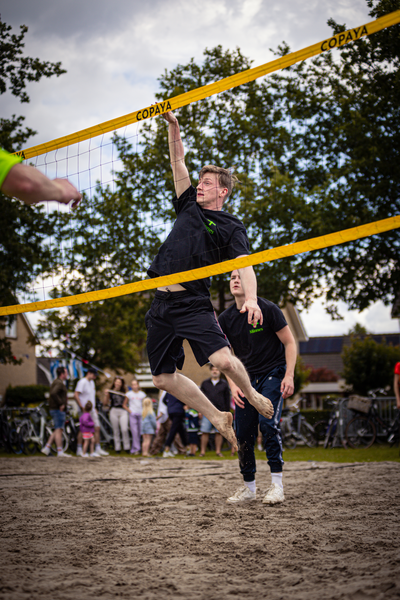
[75,367,109,457]
[79,401,95,457]
[41,366,71,458]
[124,378,146,455]
[104,377,130,454]
[162,393,188,458]
[141,398,157,457]
[200,366,231,457]
[394,362,400,409]
[149,391,186,456]
[185,407,200,456]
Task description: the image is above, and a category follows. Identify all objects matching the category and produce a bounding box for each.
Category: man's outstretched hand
[53,178,82,208]
[240,299,264,328]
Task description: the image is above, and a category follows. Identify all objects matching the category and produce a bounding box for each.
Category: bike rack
[337,397,397,446]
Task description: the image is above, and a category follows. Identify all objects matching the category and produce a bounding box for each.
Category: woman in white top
[123,378,146,454]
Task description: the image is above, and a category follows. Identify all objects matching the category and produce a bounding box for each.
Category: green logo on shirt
[204,219,216,235]
[249,322,263,334]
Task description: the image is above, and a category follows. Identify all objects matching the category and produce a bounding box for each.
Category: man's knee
[210,351,234,374]
[153,374,169,389]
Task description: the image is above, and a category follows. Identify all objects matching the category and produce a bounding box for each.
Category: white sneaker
[97,448,109,456]
[227,486,257,504]
[41,446,50,456]
[162,450,175,458]
[90,452,101,457]
[76,448,83,457]
[81,453,89,458]
[262,483,285,505]
[57,452,73,458]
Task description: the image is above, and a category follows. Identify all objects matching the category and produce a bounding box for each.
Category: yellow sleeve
[0,148,23,189]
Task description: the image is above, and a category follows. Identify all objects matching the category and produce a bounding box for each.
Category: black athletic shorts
[145,290,230,376]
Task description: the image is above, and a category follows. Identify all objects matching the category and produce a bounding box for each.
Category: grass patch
[275,445,400,463]
[1,445,399,463]
[185,445,400,463]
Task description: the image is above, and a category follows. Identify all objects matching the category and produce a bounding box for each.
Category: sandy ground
[0,456,400,600]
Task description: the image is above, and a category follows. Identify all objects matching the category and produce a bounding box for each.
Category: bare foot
[215,412,238,452]
[249,390,274,419]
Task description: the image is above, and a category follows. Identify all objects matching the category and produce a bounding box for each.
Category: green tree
[35,184,154,371]
[342,330,400,395]
[38,0,400,367]
[292,358,312,397]
[270,0,400,316]
[0,17,66,364]
[111,45,311,313]
[108,0,400,315]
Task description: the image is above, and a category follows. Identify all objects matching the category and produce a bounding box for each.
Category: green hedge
[301,409,331,426]
[4,385,49,407]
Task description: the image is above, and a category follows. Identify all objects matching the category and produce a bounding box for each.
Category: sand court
[0,457,399,600]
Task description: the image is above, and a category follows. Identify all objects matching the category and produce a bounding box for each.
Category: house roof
[300,333,400,354]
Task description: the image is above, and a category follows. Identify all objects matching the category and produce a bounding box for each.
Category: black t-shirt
[147,185,250,297]
[218,297,288,377]
[109,391,125,409]
[200,378,231,412]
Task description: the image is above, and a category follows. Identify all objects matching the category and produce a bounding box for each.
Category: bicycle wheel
[65,421,78,453]
[19,421,38,455]
[314,420,329,446]
[300,421,317,447]
[345,416,376,449]
[280,421,297,449]
[8,426,23,454]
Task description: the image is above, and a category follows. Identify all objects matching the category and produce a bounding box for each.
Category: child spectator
[185,407,200,456]
[79,401,96,457]
[141,398,157,457]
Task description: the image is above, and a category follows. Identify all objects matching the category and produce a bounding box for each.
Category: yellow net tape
[14,9,400,160]
[1,215,399,316]
[5,10,399,316]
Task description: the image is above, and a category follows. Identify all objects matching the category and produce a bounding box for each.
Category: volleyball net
[2,8,400,318]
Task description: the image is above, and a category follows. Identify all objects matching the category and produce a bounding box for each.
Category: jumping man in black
[145,110,274,450]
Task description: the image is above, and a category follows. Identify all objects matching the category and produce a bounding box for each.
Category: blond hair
[199,165,239,198]
[142,397,155,418]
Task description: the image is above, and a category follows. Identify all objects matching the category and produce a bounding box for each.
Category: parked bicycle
[0,409,23,454]
[96,402,115,448]
[280,399,317,449]
[17,404,69,455]
[313,398,342,448]
[64,406,79,453]
[345,394,397,449]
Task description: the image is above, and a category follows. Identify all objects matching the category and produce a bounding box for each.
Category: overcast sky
[1,0,398,337]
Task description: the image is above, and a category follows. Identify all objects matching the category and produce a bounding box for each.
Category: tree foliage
[272,0,400,315]
[292,358,312,397]
[37,0,400,369]
[97,0,399,316]
[0,20,65,102]
[35,185,154,372]
[341,332,400,395]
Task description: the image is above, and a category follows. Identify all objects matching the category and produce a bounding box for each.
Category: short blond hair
[199,165,238,198]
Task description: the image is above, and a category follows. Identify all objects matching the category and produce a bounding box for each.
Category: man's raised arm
[163,111,191,198]
[238,264,263,328]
